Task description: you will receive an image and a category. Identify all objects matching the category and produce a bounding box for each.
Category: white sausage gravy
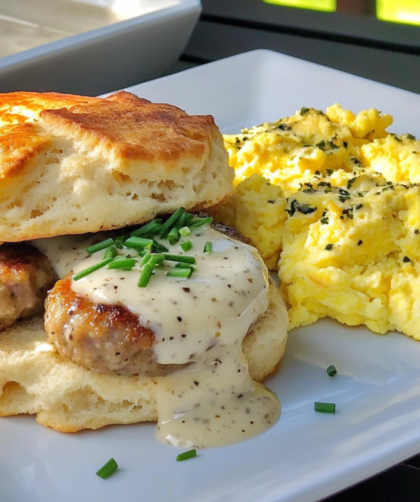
[34,226,281,448]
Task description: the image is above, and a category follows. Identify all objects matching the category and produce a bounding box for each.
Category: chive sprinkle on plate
[327,365,337,377]
[176,449,197,462]
[314,402,336,413]
[96,458,118,479]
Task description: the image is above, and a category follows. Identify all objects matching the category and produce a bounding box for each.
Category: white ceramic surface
[3,50,420,502]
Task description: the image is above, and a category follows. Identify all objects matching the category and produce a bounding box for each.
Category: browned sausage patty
[45,223,247,377]
[0,243,57,330]
[45,276,189,377]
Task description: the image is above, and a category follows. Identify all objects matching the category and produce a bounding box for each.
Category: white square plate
[3,49,420,502]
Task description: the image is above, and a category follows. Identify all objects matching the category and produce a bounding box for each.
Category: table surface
[170,2,420,501]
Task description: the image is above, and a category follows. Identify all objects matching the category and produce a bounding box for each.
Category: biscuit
[0,91,233,242]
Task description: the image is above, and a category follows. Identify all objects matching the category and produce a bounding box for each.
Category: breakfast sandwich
[0,91,289,447]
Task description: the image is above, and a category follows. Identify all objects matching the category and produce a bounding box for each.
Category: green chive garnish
[124,236,154,250]
[103,246,118,259]
[314,402,336,413]
[175,263,195,269]
[163,254,196,264]
[96,458,118,479]
[73,258,114,281]
[115,235,126,249]
[152,240,169,253]
[179,226,192,237]
[327,365,337,377]
[204,242,212,253]
[149,254,165,267]
[176,449,197,462]
[191,216,213,228]
[167,268,193,278]
[86,238,114,254]
[168,227,180,245]
[138,263,153,288]
[184,213,195,226]
[160,208,185,237]
[107,258,136,270]
[180,240,193,252]
[175,212,187,230]
[141,253,152,266]
[131,219,162,237]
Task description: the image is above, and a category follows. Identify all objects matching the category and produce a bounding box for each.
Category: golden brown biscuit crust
[0,91,233,241]
[40,91,214,165]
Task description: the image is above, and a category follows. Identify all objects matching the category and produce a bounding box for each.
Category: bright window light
[377,0,420,26]
[262,0,336,12]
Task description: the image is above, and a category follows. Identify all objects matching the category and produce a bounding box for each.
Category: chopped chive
[327,365,337,377]
[176,449,197,462]
[107,258,136,270]
[103,246,118,259]
[164,254,196,264]
[96,458,118,479]
[124,236,154,250]
[204,242,212,254]
[115,235,126,249]
[168,228,180,245]
[149,254,165,267]
[137,249,147,257]
[180,240,193,252]
[159,208,185,237]
[175,212,187,230]
[184,213,195,226]
[130,219,162,237]
[141,253,152,266]
[314,402,336,413]
[325,243,333,251]
[138,264,153,288]
[167,268,193,278]
[190,216,213,228]
[179,226,192,237]
[152,240,169,253]
[175,263,195,270]
[86,238,114,254]
[73,258,114,281]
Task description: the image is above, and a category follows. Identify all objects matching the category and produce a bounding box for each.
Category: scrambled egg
[212,104,420,340]
[209,174,286,270]
[224,104,392,195]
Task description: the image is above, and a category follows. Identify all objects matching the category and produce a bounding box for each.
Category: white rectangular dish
[3,49,420,502]
[0,0,201,95]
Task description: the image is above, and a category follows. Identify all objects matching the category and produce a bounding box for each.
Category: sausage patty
[44,222,248,377]
[0,243,57,330]
[44,276,189,377]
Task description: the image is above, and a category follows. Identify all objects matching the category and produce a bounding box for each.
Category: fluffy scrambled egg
[212,104,420,340]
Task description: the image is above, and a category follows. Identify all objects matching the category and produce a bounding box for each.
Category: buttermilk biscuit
[0,283,288,432]
[0,91,233,242]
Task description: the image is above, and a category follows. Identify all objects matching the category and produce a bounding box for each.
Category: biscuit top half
[0,91,233,242]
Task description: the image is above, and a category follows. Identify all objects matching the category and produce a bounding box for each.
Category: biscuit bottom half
[0,284,288,432]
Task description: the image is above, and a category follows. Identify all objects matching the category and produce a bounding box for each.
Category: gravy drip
[44,226,281,448]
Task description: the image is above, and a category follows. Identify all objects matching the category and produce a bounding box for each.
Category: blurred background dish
[0,0,201,95]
